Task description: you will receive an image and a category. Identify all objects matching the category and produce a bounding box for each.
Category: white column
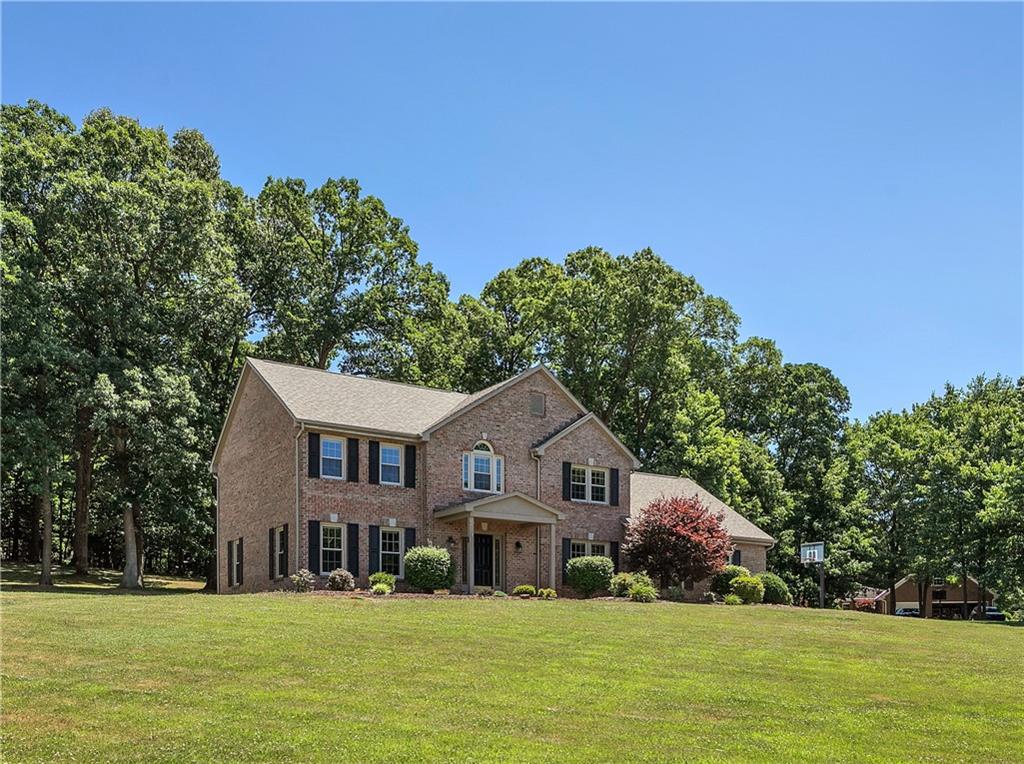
[549,522,557,590]
[466,513,475,594]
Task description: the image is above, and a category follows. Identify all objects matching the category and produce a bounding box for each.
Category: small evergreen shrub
[710,564,751,596]
[610,571,654,597]
[724,593,743,606]
[730,575,765,604]
[326,568,355,591]
[566,555,615,598]
[538,588,557,600]
[756,572,792,605]
[290,568,315,593]
[370,582,391,596]
[368,571,396,592]
[628,582,658,602]
[403,546,454,591]
[665,585,685,602]
[512,585,536,597]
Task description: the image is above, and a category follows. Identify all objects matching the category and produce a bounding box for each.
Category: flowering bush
[326,568,355,591]
[290,568,315,593]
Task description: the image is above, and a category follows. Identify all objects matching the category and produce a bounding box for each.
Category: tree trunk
[113,425,143,589]
[39,465,53,586]
[72,410,95,575]
[887,572,897,616]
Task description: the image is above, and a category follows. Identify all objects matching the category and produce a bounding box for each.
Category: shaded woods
[2,102,1021,613]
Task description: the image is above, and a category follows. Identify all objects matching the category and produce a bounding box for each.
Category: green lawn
[2,571,1021,763]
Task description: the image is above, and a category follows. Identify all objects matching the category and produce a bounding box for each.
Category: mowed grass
[2,572,1022,763]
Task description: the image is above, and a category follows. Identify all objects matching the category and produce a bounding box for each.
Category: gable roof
[247,357,468,438]
[532,412,641,469]
[629,472,775,545]
[421,365,587,438]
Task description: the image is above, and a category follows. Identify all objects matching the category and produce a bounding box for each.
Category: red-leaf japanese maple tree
[624,495,731,587]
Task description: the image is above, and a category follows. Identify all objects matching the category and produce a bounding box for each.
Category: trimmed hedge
[566,555,614,598]
[756,572,792,605]
[403,546,454,591]
[730,575,765,604]
[512,585,536,597]
[710,564,751,596]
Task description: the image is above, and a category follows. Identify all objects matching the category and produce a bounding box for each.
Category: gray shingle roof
[630,472,775,545]
[248,358,469,436]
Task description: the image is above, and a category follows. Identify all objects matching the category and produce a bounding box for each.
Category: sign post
[800,542,826,608]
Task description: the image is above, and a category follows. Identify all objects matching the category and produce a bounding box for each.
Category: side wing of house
[212,364,298,593]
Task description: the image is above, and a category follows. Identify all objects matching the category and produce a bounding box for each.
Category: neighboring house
[873,575,997,617]
[212,358,774,594]
[630,473,775,599]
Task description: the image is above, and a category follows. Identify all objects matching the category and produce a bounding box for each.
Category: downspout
[532,452,542,587]
[212,472,220,592]
[295,424,305,573]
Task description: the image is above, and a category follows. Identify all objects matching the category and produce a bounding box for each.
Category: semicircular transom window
[463,441,503,493]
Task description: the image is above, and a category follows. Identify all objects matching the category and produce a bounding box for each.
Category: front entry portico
[434,492,565,594]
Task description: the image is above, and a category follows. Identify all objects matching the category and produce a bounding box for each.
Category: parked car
[895,608,920,617]
[982,607,1006,622]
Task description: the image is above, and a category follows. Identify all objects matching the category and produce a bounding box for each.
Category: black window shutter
[238,538,244,585]
[227,540,233,587]
[561,537,571,584]
[268,528,275,580]
[308,520,321,574]
[282,524,289,576]
[368,525,380,574]
[404,445,416,488]
[308,433,320,478]
[562,462,572,500]
[405,526,416,553]
[347,523,360,576]
[610,468,620,507]
[347,438,359,482]
[368,441,380,485]
[610,541,620,573]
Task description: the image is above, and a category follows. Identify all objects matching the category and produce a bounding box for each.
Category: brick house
[211,358,774,594]
[873,575,997,618]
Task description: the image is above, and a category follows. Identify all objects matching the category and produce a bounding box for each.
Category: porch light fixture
[515,540,522,551]
[446,536,455,546]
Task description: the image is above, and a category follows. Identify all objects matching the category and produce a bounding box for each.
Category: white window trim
[320,437,345,481]
[231,539,242,586]
[320,522,346,575]
[463,442,504,494]
[569,540,610,558]
[274,525,286,579]
[379,526,405,579]
[570,465,609,504]
[379,442,404,487]
[228,540,237,587]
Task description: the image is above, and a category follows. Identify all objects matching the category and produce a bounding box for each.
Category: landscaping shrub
[625,495,731,586]
[730,575,765,604]
[566,555,614,597]
[326,568,355,591]
[538,588,557,599]
[290,568,315,593]
[700,590,718,604]
[665,585,685,602]
[724,593,743,606]
[756,572,792,605]
[710,564,750,597]
[494,590,508,598]
[628,582,658,602]
[370,582,390,596]
[512,585,536,597]
[610,571,654,597]
[368,571,396,592]
[403,546,454,591]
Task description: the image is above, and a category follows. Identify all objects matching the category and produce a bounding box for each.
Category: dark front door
[474,534,493,587]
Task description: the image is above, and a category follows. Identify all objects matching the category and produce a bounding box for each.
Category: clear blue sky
[4,2,1021,419]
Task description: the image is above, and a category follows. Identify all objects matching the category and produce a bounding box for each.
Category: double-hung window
[569,540,609,559]
[380,528,403,577]
[228,537,243,586]
[462,441,503,493]
[321,524,345,573]
[570,465,608,504]
[380,443,402,486]
[274,525,287,578]
[321,438,344,479]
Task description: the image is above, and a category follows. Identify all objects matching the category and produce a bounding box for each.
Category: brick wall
[215,370,297,593]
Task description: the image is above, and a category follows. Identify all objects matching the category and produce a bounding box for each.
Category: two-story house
[211,358,773,594]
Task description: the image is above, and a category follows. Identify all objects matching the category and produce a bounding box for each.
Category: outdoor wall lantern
[515,540,523,552]
[446,536,455,546]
